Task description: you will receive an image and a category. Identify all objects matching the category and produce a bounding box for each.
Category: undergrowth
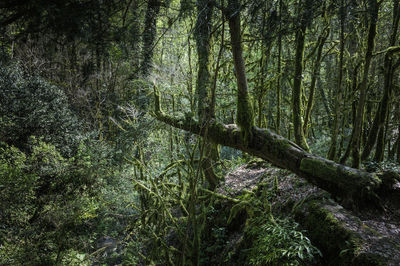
[245,215,321,266]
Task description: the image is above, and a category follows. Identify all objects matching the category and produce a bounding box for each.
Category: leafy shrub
[0,63,80,156]
[246,216,321,266]
[0,139,102,265]
[0,142,37,229]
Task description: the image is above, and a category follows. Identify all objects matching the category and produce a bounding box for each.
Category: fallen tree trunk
[154,88,399,206]
[214,165,400,265]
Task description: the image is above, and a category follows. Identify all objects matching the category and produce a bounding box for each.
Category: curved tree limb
[154,86,385,207]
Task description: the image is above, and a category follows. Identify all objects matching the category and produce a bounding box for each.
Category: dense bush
[0,139,95,264]
[0,63,80,156]
[0,62,139,264]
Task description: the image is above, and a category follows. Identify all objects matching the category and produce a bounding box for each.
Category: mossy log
[294,199,397,265]
[217,165,400,265]
[154,91,399,206]
[279,175,400,265]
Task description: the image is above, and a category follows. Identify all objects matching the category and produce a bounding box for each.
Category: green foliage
[0,61,140,263]
[200,226,228,264]
[0,63,80,156]
[0,0,120,46]
[246,216,321,266]
[0,143,36,228]
[197,172,321,265]
[364,159,400,173]
[308,129,332,157]
[121,241,142,265]
[0,138,110,264]
[228,190,261,223]
[60,250,90,266]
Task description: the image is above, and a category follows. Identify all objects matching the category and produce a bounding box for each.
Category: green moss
[300,158,337,180]
[264,137,293,160]
[294,201,388,265]
[295,202,352,262]
[236,94,254,146]
[153,85,162,114]
[209,122,237,145]
[275,138,292,152]
[299,157,382,201]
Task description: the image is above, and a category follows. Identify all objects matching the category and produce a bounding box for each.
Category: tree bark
[195,0,213,121]
[194,0,219,190]
[292,0,315,151]
[276,0,282,134]
[256,44,270,128]
[293,24,309,151]
[141,0,161,77]
[340,62,361,164]
[397,125,400,163]
[226,0,254,144]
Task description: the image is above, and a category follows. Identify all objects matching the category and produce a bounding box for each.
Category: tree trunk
[351,0,379,168]
[141,0,161,77]
[226,0,254,144]
[340,61,361,164]
[292,0,316,151]
[397,124,400,163]
[195,0,212,121]
[319,80,331,120]
[195,0,219,190]
[293,25,309,151]
[328,0,345,160]
[276,0,282,134]
[257,43,270,128]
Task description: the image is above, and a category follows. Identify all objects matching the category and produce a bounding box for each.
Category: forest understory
[2,0,400,265]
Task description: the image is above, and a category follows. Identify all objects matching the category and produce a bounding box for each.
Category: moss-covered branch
[153,87,386,206]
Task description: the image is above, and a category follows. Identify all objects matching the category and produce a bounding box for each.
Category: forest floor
[217,162,400,265]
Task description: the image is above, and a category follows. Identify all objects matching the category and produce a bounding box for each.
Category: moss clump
[271,138,293,156]
[300,157,338,181]
[299,157,382,203]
